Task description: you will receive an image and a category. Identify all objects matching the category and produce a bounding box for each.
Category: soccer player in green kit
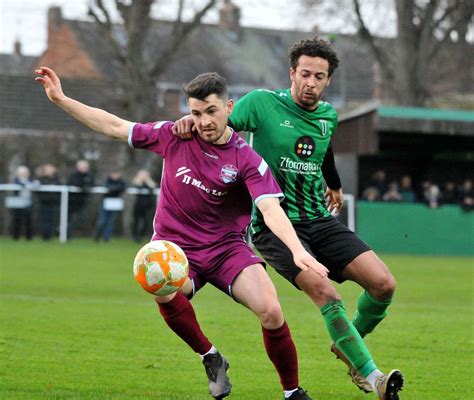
[174,37,404,400]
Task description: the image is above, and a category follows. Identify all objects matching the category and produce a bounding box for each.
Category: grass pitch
[1,238,472,399]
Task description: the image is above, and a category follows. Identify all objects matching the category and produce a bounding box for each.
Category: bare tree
[88,0,217,121]
[303,0,473,106]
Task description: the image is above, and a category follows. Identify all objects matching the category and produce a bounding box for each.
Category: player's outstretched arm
[256,197,329,278]
[35,66,131,141]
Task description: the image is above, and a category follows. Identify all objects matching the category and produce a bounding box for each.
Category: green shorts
[252,216,371,287]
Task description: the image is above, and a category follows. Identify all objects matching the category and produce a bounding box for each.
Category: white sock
[366,369,384,391]
[284,388,298,398]
[200,345,217,359]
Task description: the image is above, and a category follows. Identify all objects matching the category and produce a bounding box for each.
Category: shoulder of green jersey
[255,89,286,97]
[319,100,335,109]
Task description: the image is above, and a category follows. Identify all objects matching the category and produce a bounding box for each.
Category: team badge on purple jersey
[220,164,238,183]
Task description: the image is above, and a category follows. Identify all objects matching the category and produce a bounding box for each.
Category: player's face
[189,94,234,145]
[290,55,331,111]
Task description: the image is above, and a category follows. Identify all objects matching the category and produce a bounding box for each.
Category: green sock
[353,291,392,338]
[321,300,377,376]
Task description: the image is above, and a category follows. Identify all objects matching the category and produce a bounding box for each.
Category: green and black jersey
[229,88,338,233]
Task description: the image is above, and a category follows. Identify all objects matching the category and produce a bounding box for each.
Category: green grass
[1,238,473,399]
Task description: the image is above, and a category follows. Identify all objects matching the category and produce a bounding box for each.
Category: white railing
[0,184,355,242]
[0,184,160,243]
[344,193,356,232]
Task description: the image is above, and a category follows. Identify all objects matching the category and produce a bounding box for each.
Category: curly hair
[288,36,340,77]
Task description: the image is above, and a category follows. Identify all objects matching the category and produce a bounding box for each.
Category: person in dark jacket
[67,160,95,238]
[9,165,34,240]
[94,170,127,241]
[131,169,156,242]
[36,163,61,240]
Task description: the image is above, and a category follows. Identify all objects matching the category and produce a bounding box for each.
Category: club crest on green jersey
[318,119,328,136]
[295,136,315,159]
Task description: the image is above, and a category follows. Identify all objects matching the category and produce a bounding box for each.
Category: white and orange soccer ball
[133,240,189,296]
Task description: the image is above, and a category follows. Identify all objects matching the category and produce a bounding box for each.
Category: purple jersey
[128,121,283,252]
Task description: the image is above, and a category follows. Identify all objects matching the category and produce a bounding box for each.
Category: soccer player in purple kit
[35,66,328,400]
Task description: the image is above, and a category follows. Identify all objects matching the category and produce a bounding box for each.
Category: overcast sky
[0,0,312,56]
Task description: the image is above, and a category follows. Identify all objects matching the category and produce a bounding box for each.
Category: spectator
[442,181,458,204]
[94,170,127,242]
[361,186,380,202]
[383,181,402,202]
[424,183,442,209]
[418,180,432,204]
[131,169,156,243]
[36,163,61,240]
[367,169,388,196]
[67,160,95,238]
[459,179,473,212]
[9,165,34,240]
[399,175,416,203]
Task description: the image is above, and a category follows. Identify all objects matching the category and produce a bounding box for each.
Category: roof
[337,102,474,137]
[0,75,122,132]
[378,106,474,136]
[378,106,474,122]
[0,53,38,76]
[66,19,374,103]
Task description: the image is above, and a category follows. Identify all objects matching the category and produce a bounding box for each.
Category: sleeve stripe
[154,121,168,129]
[257,159,268,176]
[254,193,284,204]
[128,123,136,148]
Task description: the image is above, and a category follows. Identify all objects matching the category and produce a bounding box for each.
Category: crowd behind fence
[360,170,473,211]
[0,183,356,243]
[0,184,160,243]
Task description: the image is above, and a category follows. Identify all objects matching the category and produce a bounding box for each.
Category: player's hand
[293,249,329,278]
[34,67,66,103]
[172,115,195,139]
[325,187,344,215]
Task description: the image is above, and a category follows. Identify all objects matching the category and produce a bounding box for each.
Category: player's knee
[370,270,396,300]
[257,301,284,328]
[304,283,341,307]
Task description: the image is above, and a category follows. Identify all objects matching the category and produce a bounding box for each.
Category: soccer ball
[133,240,189,296]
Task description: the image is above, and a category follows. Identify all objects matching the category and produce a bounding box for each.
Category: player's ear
[289,67,296,82]
[326,76,332,87]
[226,99,234,115]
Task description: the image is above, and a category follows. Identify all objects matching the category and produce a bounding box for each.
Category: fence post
[59,186,69,243]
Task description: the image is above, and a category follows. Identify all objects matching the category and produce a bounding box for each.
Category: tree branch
[149,0,217,79]
[429,0,474,59]
[352,0,394,80]
[88,0,126,63]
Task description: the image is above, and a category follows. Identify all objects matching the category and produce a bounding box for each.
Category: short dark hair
[288,36,340,77]
[183,72,228,101]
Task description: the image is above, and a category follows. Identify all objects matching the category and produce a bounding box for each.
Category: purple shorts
[184,240,264,299]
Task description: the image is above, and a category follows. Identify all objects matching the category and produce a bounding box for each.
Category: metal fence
[0,184,160,242]
[0,184,355,243]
